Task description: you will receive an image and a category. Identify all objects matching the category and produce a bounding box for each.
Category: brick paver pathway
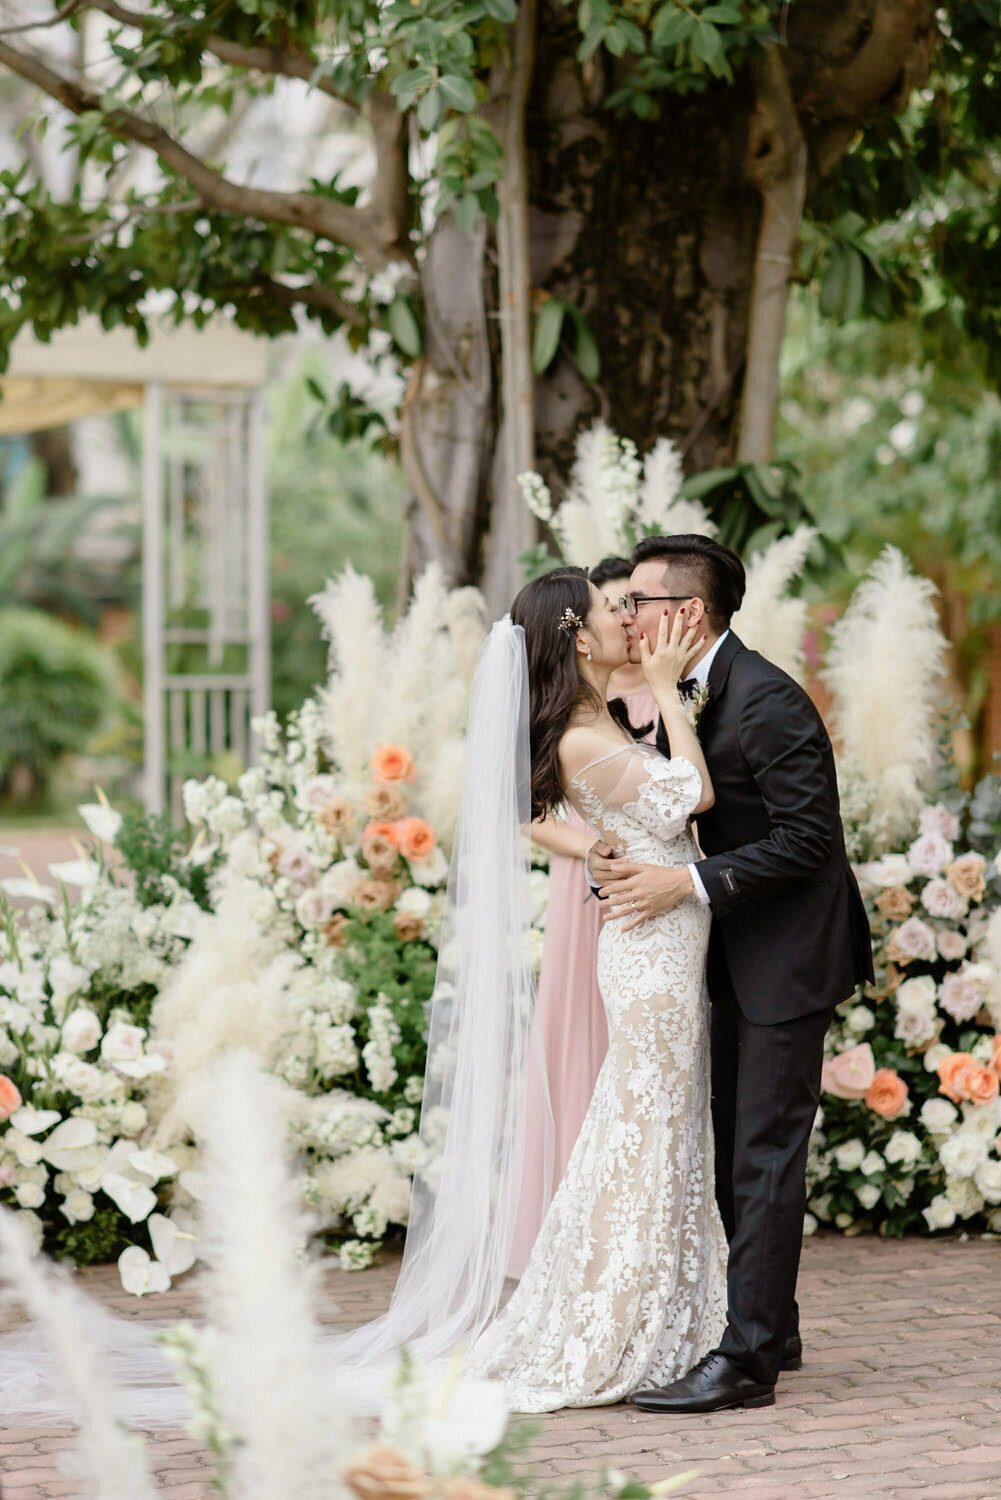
[1,1234,998,1498]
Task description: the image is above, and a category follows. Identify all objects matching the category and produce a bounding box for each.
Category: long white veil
[0,615,555,1421]
[334,613,554,1366]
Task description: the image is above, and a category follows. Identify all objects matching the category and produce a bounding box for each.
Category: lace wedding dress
[470,735,728,1412]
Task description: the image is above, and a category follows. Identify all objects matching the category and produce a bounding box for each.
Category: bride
[336,564,728,1413]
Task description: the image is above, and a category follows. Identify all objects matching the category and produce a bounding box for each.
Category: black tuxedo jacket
[656,632,873,1025]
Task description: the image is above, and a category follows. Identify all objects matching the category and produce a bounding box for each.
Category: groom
[589,533,873,1413]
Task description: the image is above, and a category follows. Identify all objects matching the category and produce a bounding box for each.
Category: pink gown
[509,685,658,1274]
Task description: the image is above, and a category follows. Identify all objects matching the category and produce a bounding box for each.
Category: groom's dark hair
[631,533,746,631]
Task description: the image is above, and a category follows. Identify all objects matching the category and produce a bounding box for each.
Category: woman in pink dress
[510,559,658,1271]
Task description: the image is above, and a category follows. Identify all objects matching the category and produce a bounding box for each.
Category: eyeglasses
[617,594,693,618]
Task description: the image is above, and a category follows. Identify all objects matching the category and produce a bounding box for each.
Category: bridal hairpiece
[558,606,584,635]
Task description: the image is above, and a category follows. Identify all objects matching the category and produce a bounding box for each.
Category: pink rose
[907,833,953,878]
[276,845,316,885]
[920,878,967,922]
[937,930,968,962]
[887,916,937,965]
[822,1043,876,1100]
[919,804,960,842]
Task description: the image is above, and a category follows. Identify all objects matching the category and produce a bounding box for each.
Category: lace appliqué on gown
[471,743,728,1412]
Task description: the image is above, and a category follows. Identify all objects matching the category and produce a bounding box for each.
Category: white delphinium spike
[311,568,387,781]
[516,470,553,523]
[822,547,948,859]
[732,526,816,683]
[190,1050,338,1500]
[0,1213,158,1500]
[635,437,684,528]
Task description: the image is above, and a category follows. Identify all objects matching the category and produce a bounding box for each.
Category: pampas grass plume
[732,526,816,682]
[822,546,948,858]
[0,1213,158,1499]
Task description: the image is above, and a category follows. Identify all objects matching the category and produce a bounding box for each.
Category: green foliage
[335,909,439,1101]
[0,607,116,802]
[49,1203,142,1267]
[679,459,828,561]
[113,805,218,910]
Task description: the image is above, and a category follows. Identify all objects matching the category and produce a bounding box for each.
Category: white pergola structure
[0,317,271,820]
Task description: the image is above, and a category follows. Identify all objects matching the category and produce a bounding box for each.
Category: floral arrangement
[0,1052,693,1500]
[808,782,1001,1238]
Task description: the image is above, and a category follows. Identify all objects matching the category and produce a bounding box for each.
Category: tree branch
[0,2,82,38]
[247,273,363,328]
[85,0,360,112]
[0,37,396,266]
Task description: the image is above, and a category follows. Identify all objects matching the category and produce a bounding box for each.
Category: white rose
[939,1130,989,1179]
[884,1130,922,1168]
[834,1212,854,1229]
[802,1212,818,1237]
[923,1043,952,1074]
[946,1177,985,1219]
[60,1189,95,1223]
[7,1130,44,1167]
[296,886,335,931]
[974,1158,1001,1204]
[396,887,433,919]
[920,878,967,922]
[408,846,449,887]
[856,1182,881,1210]
[206,796,246,838]
[47,956,89,1004]
[866,854,914,888]
[61,1008,102,1055]
[988,1207,1001,1233]
[50,1054,105,1101]
[833,1139,866,1171]
[860,1150,884,1177]
[15,1182,45,1209]
[845,1005,875,1035]
[922,1193,956,1231]
[919,803,960,841]
[320,859,362,908]
[100,1022,146,1066]
[810,1193,832,1221]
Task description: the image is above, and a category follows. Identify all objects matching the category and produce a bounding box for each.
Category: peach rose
[875,885,914,921]
[353,877,399,914]
[371,745,416,784]
[365,784,408,820]
[393,911,424,943]
[440,1481,516,1500]
[936,1051,999,1104]
[396,817,437,863]
[362,824,401,875]
[864,1068,909,1119]
[342,1444,430,1500]
[324,913,350,948]
[318,798,358,842]
[821,1043,875,1100]
[945,852,987,903]
[0,1075,22,1122]
[966,1065,1000,1105]
[991,1036,1001,1077]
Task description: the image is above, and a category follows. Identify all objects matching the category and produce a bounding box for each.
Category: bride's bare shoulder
[559,723,629,780]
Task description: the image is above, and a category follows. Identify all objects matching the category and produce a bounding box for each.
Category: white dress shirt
[683,630,728,908]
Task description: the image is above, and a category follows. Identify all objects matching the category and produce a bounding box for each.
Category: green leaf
[680,464,739,499]
[439,74,477,113]
[691,21,728,75]
[652,5,692,48]
[387,296,423,358]
[417,87,444,132]
[532,297,567,374]
[568,306,600,381]
[701,2,743,22]
[453,192,480,233]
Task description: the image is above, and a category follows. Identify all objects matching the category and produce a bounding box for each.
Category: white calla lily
[126,1149,178,1185]
[147,1213,198,1277]
[101,1171,157,1224]
[10,1107,62,1137]
[78,801,123,844]
[40,1117,98,1170]
[118,1245,170,1297]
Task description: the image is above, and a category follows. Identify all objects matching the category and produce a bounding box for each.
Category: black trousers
[709,949,833,1385]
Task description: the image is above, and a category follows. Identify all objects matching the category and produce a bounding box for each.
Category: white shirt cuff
[688,863,710,907]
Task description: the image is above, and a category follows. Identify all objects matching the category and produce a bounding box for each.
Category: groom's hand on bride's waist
[601,863,696,930]
[585,840,619,894]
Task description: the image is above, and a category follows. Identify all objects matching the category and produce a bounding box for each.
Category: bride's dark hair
[511,566,605,821]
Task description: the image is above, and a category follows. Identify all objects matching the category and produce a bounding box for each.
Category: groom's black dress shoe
[780,1333,803,1372]
[630,1352,775,1413]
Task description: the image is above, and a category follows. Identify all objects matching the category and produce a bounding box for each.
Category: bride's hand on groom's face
[601,863,695,930]
[639,607,706,695]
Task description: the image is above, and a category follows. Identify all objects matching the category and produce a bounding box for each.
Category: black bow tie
[678,678,700,700]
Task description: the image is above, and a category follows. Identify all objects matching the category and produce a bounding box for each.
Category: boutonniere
[684,683,712,729]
